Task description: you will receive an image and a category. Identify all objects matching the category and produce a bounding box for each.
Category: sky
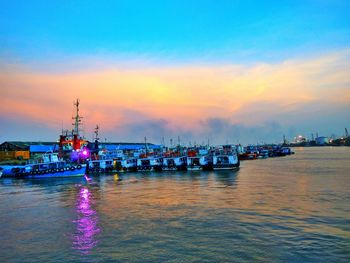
[1,0,350,145]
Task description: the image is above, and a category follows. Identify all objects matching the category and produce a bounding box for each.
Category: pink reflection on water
[72,187,101,254]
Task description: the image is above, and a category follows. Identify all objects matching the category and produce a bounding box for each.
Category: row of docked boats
[238,145,294,160]
[0,145,240,178]
[0,143,296,179]
[86,145,240,174]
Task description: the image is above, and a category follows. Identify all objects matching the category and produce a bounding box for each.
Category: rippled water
[0,147,349,262]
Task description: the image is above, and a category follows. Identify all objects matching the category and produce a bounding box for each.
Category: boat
[162,155,187,171]
[187,156,202,171]
[10,153,86,178]
[137,155,162,172]
[281,147,294,155]
[58,99,89,162]
[135,137,163,172]
[87,159,114,174]
[209,145,240,170]
[86,146,117,174]
[239,145,259,160]
[118,157,137,172]
[258,149,269,158]
[0,167,3,178]
[186,148,208,171]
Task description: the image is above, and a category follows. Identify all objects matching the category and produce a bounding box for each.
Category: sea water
[0,147,349,262]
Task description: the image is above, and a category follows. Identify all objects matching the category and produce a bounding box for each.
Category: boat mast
[144,136,148,155]
[94,125,100,141]
[72,99,83,137]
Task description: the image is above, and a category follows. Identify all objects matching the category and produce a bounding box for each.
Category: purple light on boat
[72,187,101,254]
[83,150,88,156]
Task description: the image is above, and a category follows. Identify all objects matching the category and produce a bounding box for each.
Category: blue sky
[1,0,350,64]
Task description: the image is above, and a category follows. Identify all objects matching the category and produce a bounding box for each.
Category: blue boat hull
[23,166,86,179]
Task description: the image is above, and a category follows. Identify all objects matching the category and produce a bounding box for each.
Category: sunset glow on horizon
[1,1,350,144]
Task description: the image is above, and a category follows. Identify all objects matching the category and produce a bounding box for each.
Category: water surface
[1,147,349,262]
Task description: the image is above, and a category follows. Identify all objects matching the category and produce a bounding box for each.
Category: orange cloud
[1,50,349,141]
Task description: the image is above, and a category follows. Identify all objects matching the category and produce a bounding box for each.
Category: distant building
[0,141,58,161]
[293,135,308,144]
[0,141,31,161]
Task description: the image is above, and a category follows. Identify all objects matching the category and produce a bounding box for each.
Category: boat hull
[161,167,178,171]
[137,166,162,172]
[187,166,202,171]
[212,165,239,170]
[162,165,187,171]
[19,166,86,179]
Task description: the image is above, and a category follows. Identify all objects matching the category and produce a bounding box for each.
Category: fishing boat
[258,149,269,158]
[58,99,89,163]
[186,148,208,171]
[136,137,163,172]
[87,159,114,174]
[162,155,187,171]
[118,157,137,172]
[137,155,162,172]
[187,156,202,171]
[11,153,86,179]
[210,145,240,170]
[86,144,117,174]
[281,147,294,155]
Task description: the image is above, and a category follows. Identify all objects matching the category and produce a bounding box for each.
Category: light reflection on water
[0,147,349,262]
[72,187,101,254]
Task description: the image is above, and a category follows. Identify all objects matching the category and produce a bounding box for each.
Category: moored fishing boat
[118,157,137,172]
[187,156,202,171]
[258,149,269,158]
[137,155,162,172]
[186,148,208,171]
[162,156,187,171]
[9,153,86,179]
[209,145,240,170]
[87,159,114,174]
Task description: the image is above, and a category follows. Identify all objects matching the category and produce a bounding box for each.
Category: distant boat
[258,149,269,158]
